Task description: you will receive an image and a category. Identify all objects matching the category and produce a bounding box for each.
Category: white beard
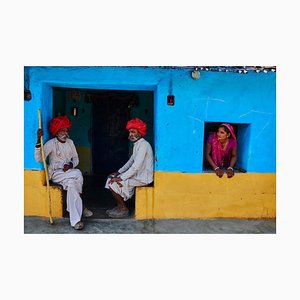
[57,133,69,142]
[129,136,139,142]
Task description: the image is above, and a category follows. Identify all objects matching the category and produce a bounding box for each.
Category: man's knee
[108,184,117,193]
[71,169,83,181]
[109,183,121,195]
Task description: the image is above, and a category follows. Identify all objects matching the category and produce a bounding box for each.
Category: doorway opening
[53,87,154,218]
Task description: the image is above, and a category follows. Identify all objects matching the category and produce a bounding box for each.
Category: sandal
[83,207,93,217]
[74,221,84,230]
[106,206,119,215]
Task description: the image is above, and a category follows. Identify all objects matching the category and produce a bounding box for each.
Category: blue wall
[24,66,276,173]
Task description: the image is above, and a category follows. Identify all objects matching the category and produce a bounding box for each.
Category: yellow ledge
[136,171,276,219]
[25,170,276,219]
[24,170,63,217]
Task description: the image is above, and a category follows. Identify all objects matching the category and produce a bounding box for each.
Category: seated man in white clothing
[34,115,93,230]
[105,118,154,218]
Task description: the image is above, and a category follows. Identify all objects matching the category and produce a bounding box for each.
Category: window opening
[203,122,250,173]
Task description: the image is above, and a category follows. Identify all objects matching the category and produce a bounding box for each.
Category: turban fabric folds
[49,116,72,136]
[126,118,147,137]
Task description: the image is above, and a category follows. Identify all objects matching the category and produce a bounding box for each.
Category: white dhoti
[51,169,83,226]
[105,177,147,201]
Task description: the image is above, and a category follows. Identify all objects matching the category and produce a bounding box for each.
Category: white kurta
[34,138,83,226]
[105,138,153,201]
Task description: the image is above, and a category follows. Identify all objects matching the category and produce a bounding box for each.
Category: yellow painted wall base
[135,186,155,219]
[25,170,276,220]
[136,171,276,219]
[24,170,63,217]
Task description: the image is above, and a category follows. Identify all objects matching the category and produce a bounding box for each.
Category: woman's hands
[215,167,224,178]
[214,167,234,178]
[226,167,234,178]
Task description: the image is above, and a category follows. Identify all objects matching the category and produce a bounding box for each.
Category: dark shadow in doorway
[81,175,135,219]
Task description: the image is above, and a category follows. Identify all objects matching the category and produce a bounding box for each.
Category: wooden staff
[38,109,54,224]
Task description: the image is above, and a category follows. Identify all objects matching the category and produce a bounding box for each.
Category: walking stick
[38,109,54,225]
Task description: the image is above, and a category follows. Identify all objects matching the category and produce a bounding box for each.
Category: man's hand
[109,176,123,187]
[63,162,73,172]
[37,129,43,143]
[108,171,120,178]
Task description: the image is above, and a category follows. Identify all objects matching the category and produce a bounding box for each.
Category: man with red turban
[34,115,93,230]
[105,118,154,218]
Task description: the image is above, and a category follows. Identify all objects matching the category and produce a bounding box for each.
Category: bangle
[214,167,219,171]
[36,143,41,146]
[227,167,233,170]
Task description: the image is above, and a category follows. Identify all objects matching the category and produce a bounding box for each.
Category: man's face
[57,128,69,142]
[128,128,141,142]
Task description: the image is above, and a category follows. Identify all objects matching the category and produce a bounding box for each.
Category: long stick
[38,109,54,224]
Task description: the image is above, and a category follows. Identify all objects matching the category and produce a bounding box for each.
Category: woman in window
[205,123,237,178]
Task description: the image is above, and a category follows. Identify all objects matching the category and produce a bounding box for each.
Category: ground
[24,216,276,234]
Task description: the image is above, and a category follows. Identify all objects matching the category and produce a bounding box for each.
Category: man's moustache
[58,134,69,139]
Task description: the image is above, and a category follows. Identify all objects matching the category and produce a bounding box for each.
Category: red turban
[49,116,72,136]
[126,118,147,137]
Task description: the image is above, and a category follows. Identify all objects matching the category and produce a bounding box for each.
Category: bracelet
[227,167,233,170]
[214,167,219,171]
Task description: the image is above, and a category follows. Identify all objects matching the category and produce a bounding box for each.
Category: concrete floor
[24,216,276,234]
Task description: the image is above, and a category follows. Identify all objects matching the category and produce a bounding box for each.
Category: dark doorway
[84,90,154,218]
[91,92,132,175]
[52,88,154,219]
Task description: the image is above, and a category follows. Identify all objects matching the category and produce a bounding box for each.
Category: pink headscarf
[220,123,236,140]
